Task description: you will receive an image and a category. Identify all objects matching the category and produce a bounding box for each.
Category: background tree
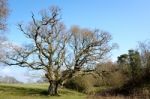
[0,0,9,30]
[138,41,150,70]
[128,50,142,81]
[117,54,130,75]
[0,76,22,84]
[117,50,142,81]
[0,0,9,61]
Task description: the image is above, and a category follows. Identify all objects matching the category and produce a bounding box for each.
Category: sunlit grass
[0,83,86,99]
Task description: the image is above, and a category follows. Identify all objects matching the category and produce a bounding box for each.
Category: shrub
[108,71,128,87]
[94,71,127,87]
[64,74,95,94]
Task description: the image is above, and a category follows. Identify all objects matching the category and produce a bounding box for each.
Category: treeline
[62,41,150,95]
[0,76,22,84]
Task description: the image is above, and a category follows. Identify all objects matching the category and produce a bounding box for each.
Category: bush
[108,71,127,87]
[93,71,127,87]
[64,74,95,94]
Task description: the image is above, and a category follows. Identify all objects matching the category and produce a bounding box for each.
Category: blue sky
[1,0,150,82]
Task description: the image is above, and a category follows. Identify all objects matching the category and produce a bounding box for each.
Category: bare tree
[1,7,68,95]
[138,40,150,69]
[0,0,9,30]
[66,26,117,73]
[0,6,116,95]
[0,0,9,59]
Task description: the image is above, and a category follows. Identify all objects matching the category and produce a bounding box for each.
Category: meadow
[1,83,150,99]
[0,83,86,99]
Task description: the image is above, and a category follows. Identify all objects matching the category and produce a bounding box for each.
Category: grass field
[0,83,86,99]
[1,83,149,99]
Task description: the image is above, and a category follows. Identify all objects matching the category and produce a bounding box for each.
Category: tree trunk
[48,80,59,96]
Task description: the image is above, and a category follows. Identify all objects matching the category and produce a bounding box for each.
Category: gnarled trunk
[48,80,59,96]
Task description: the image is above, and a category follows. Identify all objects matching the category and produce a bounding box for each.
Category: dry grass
[87,95,150,99]
[87,88,150,99]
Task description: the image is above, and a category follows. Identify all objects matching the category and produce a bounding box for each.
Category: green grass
[0,83,86,99]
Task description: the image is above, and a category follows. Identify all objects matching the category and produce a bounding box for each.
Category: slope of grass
[0,83,86,99]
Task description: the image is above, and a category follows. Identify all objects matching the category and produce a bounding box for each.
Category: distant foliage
[36,76,49,83]
[0,76,22,84]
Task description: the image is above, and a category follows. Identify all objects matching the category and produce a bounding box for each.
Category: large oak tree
[1,6,116,95]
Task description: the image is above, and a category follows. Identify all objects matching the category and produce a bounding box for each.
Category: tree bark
[48,80,59,96]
